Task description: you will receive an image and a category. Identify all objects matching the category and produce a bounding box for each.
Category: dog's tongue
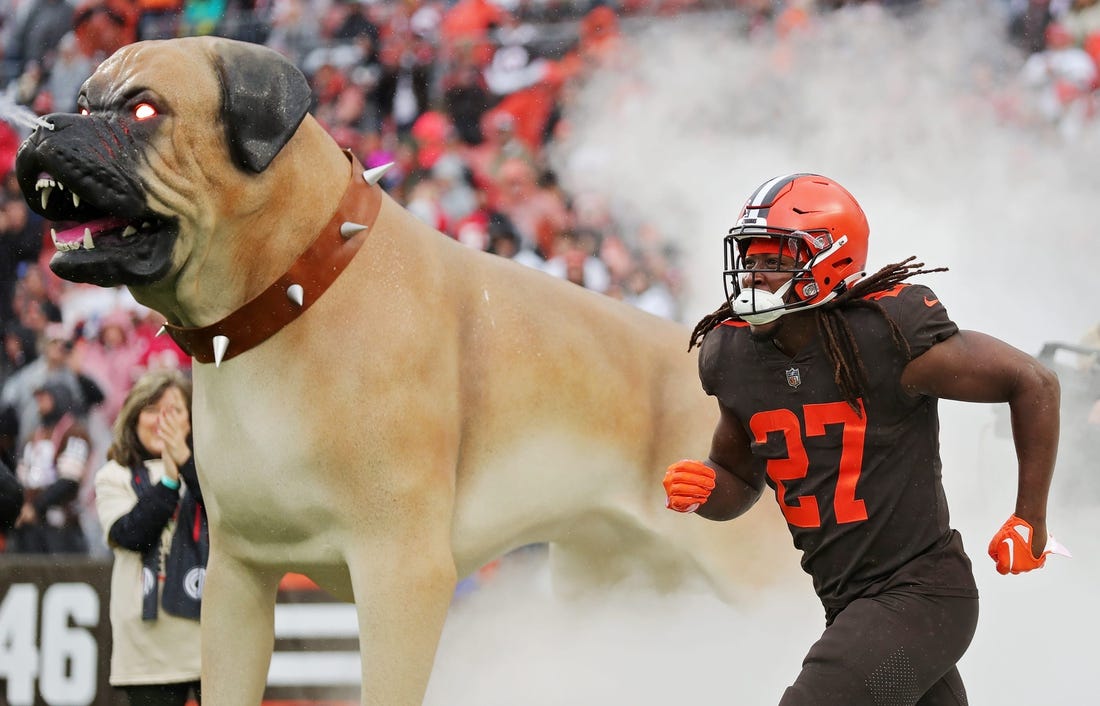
[53,217,130,245]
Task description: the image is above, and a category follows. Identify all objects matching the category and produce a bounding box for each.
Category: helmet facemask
[723,227,855,325]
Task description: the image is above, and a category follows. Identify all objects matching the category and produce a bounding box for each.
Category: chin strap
[731,277,798,325]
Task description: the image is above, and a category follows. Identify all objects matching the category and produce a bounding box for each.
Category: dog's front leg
[200,547,281,705]
[348,532,456,705]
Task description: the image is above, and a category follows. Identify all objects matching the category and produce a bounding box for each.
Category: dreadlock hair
[688,256,948,413]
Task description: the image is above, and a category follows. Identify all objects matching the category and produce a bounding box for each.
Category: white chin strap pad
[732,284,791,325]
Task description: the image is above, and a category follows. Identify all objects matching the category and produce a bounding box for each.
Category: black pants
[779,589,979,706]
[120,681,201,706]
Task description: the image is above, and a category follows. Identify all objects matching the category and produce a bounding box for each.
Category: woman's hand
[159,406,192,481]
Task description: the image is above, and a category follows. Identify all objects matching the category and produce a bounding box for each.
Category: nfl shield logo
[785,367,802,388]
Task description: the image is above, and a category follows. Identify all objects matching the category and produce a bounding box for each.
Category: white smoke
[428,3,1099,704]
[548,0,1097,354]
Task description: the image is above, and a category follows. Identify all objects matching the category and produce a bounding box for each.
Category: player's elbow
[1034,360,1060,405]
[1017,359,1060,413]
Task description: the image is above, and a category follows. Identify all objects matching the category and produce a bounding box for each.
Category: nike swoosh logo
[1001,538,1014,572]
[924,297,939,307]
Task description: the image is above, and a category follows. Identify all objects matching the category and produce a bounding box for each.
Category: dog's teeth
[50,228,58,248]
[122,225,137,237]
[55,181,64,191]
[40,186,52,211]
[72,192,80,208]
[142,222,151,229]
[83,228,94,250]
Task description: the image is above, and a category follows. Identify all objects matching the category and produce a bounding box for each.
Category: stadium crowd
[1,0,1099,557]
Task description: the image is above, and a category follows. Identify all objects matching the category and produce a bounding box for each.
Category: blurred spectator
[491,156,571,257]
[441,0,510,46]
[0,456,21,532]
[0,170,42,330]
[1020,22,1098,138]
[454,214,489,250]
[410,109,453,170]
[2,322,38,384]
[263,0,324,65]
[41,32,96,113]
[491,61,562,153]
[543,227,611,294]
[576,4,623,68]
[441,57,494,146]
[623,265,678,320]
[463,109,535,199]
[329,0,380,50]
[1,322,102,450]
[1063,0,1100,43]
[136,0,183,40]
[74,309,143,427]
[13,262,63,333]
[1008,0,1060,55]
[483,40,547,98]
[432,153,481,228]
[2,0,75,85]
[133,310,192,376]
[8,379,93,554]
[373,34,434,138]
[405,169,451,233]
[314,71,378,139]
[486,214,545,269]
[74,0,139,57]
[58,280,141,334]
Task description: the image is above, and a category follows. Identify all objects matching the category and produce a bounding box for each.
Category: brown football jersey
[699,282,977,613]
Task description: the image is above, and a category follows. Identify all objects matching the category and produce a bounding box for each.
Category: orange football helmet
[724,173,869,323]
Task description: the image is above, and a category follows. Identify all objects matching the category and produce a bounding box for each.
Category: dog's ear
[213,41,312,173]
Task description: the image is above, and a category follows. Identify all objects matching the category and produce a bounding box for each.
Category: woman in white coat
[95,370,206,706]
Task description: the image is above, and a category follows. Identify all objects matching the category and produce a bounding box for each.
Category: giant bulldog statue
[15,37,793,705]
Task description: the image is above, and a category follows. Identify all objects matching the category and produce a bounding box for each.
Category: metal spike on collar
[287,283,304,307]
[339,222,368,239]
[212,335,229,368]
[362,162,394,186]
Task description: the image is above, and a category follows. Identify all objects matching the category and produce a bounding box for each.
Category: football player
[664,173,1068,705]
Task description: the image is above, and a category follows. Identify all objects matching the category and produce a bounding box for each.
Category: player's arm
[900,329,1060,557]
[664,402,765,522]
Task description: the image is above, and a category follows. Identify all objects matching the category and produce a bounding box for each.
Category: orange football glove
[987,514,1072,575]
[663,459,716,513]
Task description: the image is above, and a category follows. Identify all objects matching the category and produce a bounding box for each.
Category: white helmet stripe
[742,173,815,220]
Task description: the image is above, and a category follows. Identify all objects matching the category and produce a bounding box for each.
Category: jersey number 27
[749,400,869,528]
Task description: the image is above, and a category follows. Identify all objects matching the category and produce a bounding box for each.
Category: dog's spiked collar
[163,151,391,366]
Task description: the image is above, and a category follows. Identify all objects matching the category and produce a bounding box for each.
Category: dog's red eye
[134,103,157,120]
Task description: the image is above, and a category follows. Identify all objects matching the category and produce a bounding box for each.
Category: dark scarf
[130,463,209,621]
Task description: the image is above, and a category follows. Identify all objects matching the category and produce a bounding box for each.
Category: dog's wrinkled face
[15,65,179,286]
[14,37,312,288]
